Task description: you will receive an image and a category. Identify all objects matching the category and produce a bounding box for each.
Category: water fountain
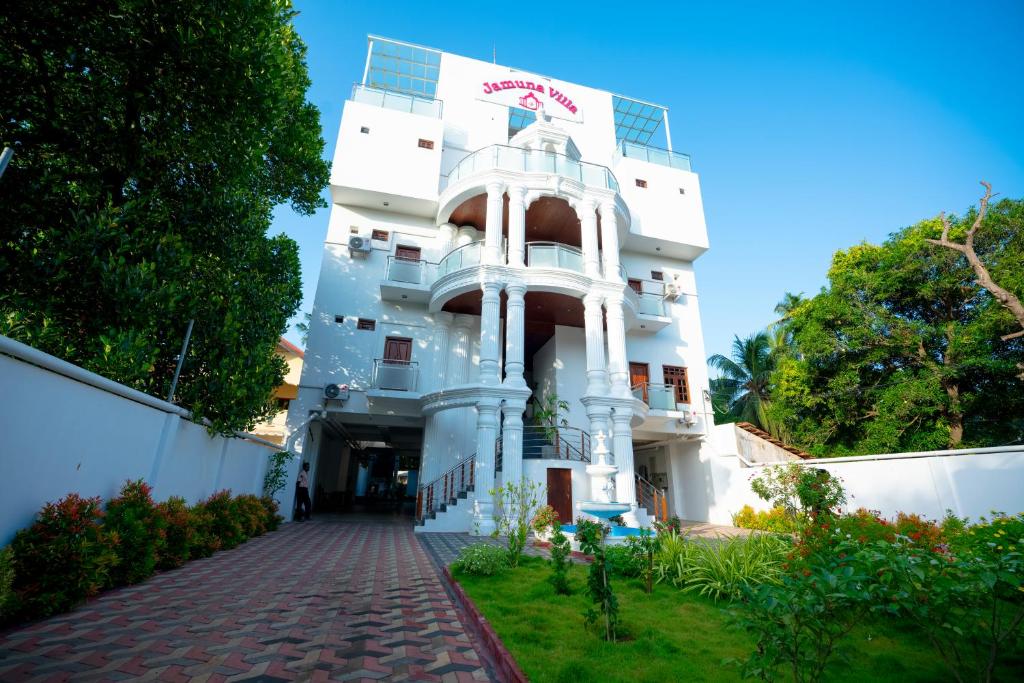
[576,431,632,521]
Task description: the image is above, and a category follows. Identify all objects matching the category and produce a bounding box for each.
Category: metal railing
[523,425,591,462]
[385,255,436,285]
[635,472,670,522]
[417,454,475,522]
[525,241,584,273]
[446,144,619,192]
[631,382,683,411]
[370,358,419,392]
[437,241,483,277]
[351,83,443,118]
[617,140,692,172]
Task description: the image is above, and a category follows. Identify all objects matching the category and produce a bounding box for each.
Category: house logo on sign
[518,92,541,111]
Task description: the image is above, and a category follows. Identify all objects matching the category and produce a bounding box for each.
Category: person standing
[296,462,312,521]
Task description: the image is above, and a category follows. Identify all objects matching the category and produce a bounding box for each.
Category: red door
[547,468,573,524]
[629,362,650,402]
[383,336,412,364]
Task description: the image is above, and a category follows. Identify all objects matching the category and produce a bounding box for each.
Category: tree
[0,0,329,433]
[767,199,1024,454]
[709,332,777,429]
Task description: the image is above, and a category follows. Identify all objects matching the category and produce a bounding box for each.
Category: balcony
[617,140,692,172]
[625,278,672,332]
[371,359,419,392]
[526,242,583,273]
[437,241,483,278]
[380,256,435,304]
[445,145,619,192]
[631,383,702,435]
[350,83,443,118]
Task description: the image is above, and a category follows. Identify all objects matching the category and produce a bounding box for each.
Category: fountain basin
[576,501,632,520]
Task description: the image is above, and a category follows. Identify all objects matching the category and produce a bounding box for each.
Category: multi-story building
[287,36,716,533]
[251,338,304,446]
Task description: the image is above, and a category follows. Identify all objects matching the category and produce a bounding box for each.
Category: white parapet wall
[696,424,1024,526]
[0,336,279,546]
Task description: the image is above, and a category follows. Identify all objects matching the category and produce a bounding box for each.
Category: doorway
[547,468,573,523]
[629,362,650,401]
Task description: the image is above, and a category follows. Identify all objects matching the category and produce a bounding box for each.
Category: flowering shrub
[10,494,118,618]
[105,480,167,585]
[531,504,560,534]
[653,515,684,536]
[451,543,508,576]
[156,496,194,569]
[260,495,283,531]
[188,503,222,559]
[196,490,247,550]
[750,464,846,521]
[732,505,801,533]
[234,494,268,538]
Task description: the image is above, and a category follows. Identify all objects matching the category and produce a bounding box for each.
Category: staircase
[497,425,591,471]
[635,472,670,523]
[415,455,476,532]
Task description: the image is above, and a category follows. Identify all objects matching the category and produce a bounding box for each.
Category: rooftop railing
[371,359,419,392]
[617,140,692,172]
[351,83,443,118]
[446,144,620,192]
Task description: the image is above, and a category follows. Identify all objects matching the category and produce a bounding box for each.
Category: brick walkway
[0,517,495,682]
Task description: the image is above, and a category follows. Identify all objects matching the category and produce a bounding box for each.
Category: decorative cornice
[421,383,532,415]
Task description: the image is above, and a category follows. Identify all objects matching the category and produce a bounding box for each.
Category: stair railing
[416,453,476,522]
[521,425,591,462]
[635,472,670,522]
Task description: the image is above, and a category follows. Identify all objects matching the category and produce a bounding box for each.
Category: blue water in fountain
[561,525,654,538]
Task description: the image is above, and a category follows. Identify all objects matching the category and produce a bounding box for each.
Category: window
[635,179,648,188]
[350,226,360,234]
[395,245,421,261]
[275,397,291,412]
[334,315,345,324]
[360,126,370,134]
[663,365,690,404]
[371,229,390,242]
[383,336,413,363]
[679,187,686,195]
[651,271,664,281]
[366,37,441,99]
[357,318,376,331]
[418,138,434,149]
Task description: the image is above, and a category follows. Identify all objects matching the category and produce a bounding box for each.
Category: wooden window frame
[383,336,413,364]
[394,244,421,262]
[418,138,435,149]
[357,318,376,331]
[662,365,690,404]
[635,179,648,188]
[371,229,390,242]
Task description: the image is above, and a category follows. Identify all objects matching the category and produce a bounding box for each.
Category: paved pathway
[0,517,494,682]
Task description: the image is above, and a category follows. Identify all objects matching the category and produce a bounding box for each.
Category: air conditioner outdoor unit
[663,281,680,300]
[323,383,349,401]
[348,235,372,255]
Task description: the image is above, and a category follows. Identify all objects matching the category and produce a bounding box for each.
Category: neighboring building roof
[735,422,812,460]
[277,337,304,358]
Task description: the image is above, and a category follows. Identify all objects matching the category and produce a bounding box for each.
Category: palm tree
[708,332,776,429]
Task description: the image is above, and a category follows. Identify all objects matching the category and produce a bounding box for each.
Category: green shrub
[576,518,619,642]
[156,496,194,569]
[656,534,789,601]
[105,480,166,585]
[188,503,222,559]
[196,490,247,550]
[0,546,16,622]
[260,495,283,531]
[451,543,508,576]
[532,504,559,534]
[548,523,572,595]
[233,494,268,538]
[604,544,642,577]
[627,532,659,594]
[491,478,545,568]
[750,464,846,521]
[10,494,118,618]
[732,505,801,533]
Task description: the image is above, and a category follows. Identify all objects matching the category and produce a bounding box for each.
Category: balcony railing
[385,256,436,285]
[638,293,666,316]
[371,359,419,392]
[446,144,619,192]
[526,242,584,273]
[437,241,482,277]
[632,382,682,411]
[618,140,692,172]
[626,277,667,316]
[351,83,443,118]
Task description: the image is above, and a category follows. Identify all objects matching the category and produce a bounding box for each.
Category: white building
[287,35,718,533]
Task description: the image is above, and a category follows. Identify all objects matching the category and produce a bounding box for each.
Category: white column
[578,198,601,278]
[583,292,609,395]
[503,282,527,388]
[438,223,457,257]
[501,400,526,488]
[472,400,501,536]
[420,413,439,485]
[599,201,622,282]
[605,294,630,397]
[431,312,454,392]
[484,181,505,265]
[507,185,527,268]
[450,315,474,385]
[479,281,502,385]
[611,407,639,525]
[456,226,477,248]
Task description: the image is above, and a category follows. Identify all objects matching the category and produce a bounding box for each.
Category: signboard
[476,70,582,122]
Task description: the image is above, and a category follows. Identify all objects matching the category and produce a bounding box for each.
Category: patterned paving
[0,516,495,682]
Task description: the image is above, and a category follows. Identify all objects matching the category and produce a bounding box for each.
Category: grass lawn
[454,555,956,683]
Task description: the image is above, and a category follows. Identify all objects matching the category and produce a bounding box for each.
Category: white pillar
[578,198,601,278]
[450,315,474,385]
[431,312,454,392]
[484,181,505,265]
[605,294,630,397]
[507,185,527,268]
[456,226,477,248]
[438,223,457,257]
[420,413,439,485]
[611,407,639,525]
[504,282,527,388]
[599,201,622,282]
[479,281,502,385]
[501,400,526,489]
[583,292,609,395]
[472,400,501,536]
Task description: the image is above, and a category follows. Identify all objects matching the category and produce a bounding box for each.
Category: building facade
[287,36,714,532]
[251,338,304,446]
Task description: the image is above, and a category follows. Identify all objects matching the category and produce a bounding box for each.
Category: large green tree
[767,198,1024,455]
[709,332,778,429]
[0,0,329,433]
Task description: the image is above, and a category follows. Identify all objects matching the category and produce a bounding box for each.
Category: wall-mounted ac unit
[323,383,350,400]
[348,235,372,255]
[663,279,681,300]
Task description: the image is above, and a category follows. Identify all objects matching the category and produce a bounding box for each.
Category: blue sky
[275,0,1024,360]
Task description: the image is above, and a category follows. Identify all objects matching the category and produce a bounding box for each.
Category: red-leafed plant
[105,480,167,585]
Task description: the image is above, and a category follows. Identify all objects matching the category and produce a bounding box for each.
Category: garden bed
[453,555,971,683]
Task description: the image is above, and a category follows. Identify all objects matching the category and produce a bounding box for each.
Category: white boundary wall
[0,336,277,546]
[690,424,1024,525]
